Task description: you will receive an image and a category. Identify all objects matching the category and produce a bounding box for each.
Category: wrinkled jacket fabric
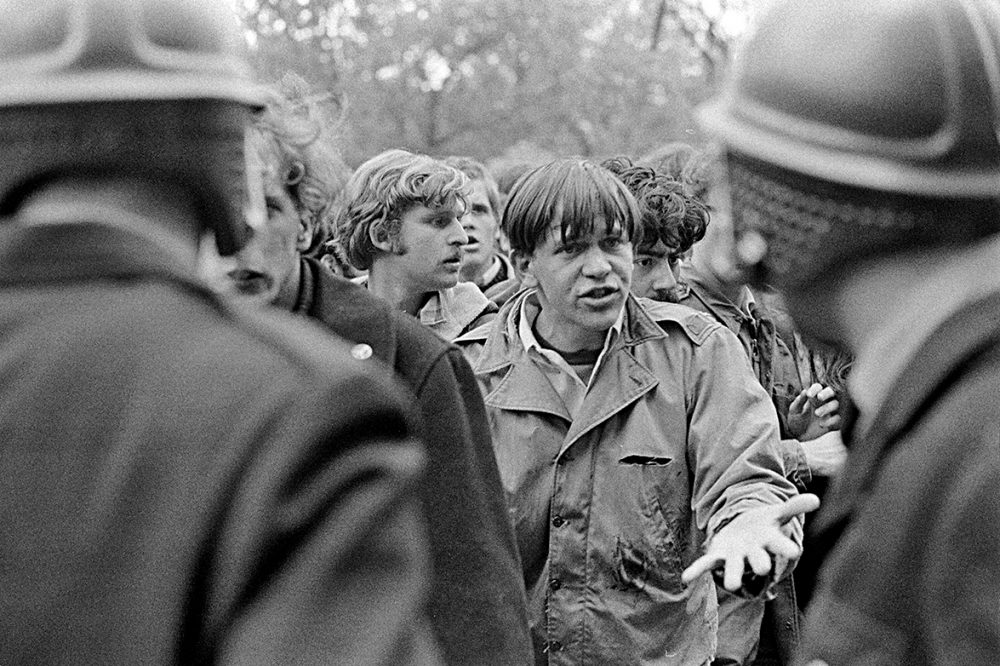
[293,257,533,665]
[457,291,799,666]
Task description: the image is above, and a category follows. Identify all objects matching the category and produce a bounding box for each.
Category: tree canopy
[239,0,751,166]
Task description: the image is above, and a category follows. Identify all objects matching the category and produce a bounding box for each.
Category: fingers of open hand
[764,531,802,560]
[746,547,773,577]
[681,553,718,585]
[682,497,818,588]
[723,555,746,591]
[774,493,821,524]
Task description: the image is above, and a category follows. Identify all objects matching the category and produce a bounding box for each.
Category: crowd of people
[1,0,997,665]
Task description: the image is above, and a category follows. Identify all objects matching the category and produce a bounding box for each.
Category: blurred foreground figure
[0,1,438,664]
[700,0,1000,663]
[202,77,533,665]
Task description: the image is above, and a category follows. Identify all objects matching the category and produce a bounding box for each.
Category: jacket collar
[475,289,663,453]
[814,289,1000,536]
[419,282,493,341]
[296,256,399,369]
[681,264,753,335]
[475,289,666,373]
[0,218,201,292]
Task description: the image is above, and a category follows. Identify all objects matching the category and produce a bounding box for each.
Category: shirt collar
[477,253,505,289]
[351,275,488,329]
[417,282,491,339]
[516,290,625,385]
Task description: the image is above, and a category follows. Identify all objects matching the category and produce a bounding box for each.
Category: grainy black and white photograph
[1,0,997,664]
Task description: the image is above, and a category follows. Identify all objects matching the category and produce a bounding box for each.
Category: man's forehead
[403,199,463,218]
[636,239,678,256]
[467,180,492,204]
[249,139,286,187]
[542,216,623,239]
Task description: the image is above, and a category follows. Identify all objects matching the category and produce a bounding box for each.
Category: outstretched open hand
[681,494,821,593]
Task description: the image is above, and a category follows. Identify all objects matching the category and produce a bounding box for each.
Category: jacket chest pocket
[611,442,691,595]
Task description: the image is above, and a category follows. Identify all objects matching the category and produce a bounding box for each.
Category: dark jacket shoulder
[298,257,533,665]
[300,256,454,391]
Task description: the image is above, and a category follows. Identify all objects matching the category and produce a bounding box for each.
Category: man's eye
[634,257,654,268]
[602,237,624,250]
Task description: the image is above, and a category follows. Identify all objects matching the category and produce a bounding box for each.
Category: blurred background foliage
[238,0,752,166]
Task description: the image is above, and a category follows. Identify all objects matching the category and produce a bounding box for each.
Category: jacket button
[549,578,562,591]
[350,343,373,360]
[552,515,565,527]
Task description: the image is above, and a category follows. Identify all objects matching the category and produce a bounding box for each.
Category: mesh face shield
[697,0,1000,291]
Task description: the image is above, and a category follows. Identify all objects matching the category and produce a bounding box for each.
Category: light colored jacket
[456,290,799,666]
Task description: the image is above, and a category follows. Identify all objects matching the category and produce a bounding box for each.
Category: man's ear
[295,213,314,252]
[511,249,537,288]
[369,219,394,253]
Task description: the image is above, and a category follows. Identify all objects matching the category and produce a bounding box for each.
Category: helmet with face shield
[0,0,266,254]
[697,0,1000,291]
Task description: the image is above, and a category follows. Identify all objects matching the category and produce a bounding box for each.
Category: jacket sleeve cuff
[781,438,813,489]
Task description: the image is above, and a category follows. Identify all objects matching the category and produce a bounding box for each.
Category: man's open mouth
[579,285,620,304]
[227,269,272,295]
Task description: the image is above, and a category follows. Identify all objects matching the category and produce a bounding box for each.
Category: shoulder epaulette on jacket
[636,298,721,346]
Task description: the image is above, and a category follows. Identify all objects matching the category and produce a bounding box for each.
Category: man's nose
[581,247,613,276]
[448,218,470,245]
[651,262,678,291]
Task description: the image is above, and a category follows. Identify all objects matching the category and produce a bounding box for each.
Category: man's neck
[462,254,501,288]
[273,257,304,312]
[460,258,488,285]
[367,263,433,316]
[840,239,1000,425]
[533,306,609,352]
[836,249,963,355]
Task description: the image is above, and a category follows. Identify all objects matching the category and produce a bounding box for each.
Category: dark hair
[640,142,715,204]
[502,159,641,255]
[601,155,709,254]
